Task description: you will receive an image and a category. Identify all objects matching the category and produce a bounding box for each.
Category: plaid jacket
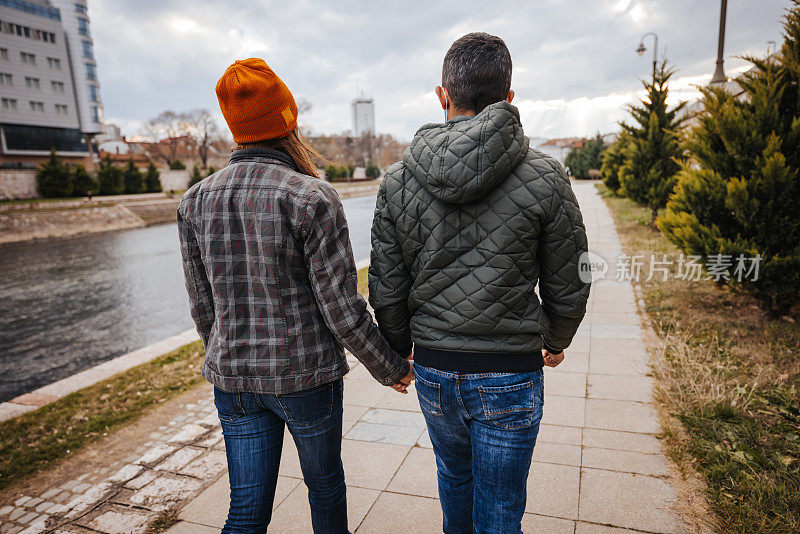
[178,148,410,394]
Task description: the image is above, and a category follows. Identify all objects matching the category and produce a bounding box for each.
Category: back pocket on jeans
[478,381,535,430]
[277,382,335,428]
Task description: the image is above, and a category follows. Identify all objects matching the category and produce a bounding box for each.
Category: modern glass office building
[0,0,103,165]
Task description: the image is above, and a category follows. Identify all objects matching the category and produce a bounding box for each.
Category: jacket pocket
[478,381,535,430]
[414,372,443,415]
[277,381,335,427]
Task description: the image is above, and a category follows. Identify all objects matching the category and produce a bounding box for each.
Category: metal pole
[710,0,727,85]
[652,33,658,83]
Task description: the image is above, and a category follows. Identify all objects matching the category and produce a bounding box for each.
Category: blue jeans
[214,380,348,534]
[414,364,544,534]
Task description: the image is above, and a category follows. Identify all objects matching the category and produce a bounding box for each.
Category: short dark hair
[442,32,512,114]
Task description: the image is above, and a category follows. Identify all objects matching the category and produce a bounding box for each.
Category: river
[0,194,378,403]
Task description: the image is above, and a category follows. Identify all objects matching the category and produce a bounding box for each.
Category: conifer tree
[71,164,96,197]
[565,134,605,180]
[659,2,800,315]
[188,164,203,188]
[97,155,124,195]
[123,158,144,194]
[619,62,686,223]
[36,149,73,198]
[600,133,630,195]
[144,161,162,193]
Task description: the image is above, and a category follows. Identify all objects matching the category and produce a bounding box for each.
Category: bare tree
[184,109,221,168]
[141,111,187,165]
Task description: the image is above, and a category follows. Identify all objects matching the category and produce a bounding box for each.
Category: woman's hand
[391,360,415,394]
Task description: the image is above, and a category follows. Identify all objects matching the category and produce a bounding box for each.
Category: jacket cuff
[542,340,563,355]
[383,358,411,386]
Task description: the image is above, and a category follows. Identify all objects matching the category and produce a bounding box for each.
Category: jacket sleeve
[302,182,410,386]
[538,162,591,353]
[177,206,215,347]
[368,176,413,358]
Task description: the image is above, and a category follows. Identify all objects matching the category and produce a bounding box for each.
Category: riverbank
[0,179,380,245]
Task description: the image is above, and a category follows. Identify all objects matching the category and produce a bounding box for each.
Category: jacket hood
[404,101,529,204]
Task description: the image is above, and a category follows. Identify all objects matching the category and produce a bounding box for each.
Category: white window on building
[89,84,99,102]
[0,73,11,86]
[75,4,88,14]
[55,104,68,114]
[47,57,61,69]
[91,105,100,123]
[52,80,65,92]
[0,48,8,61]
[85,62,96,81]
[21,52,36,65]
[2,97,17,110]
[29,101,44,112]
[25,77,40,90]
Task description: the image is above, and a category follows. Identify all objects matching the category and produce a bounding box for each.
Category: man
[369,33,590,533]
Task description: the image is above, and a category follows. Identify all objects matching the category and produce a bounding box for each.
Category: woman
[178,58,413,534]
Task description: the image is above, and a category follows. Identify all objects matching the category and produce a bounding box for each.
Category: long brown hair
[236,127,327,178]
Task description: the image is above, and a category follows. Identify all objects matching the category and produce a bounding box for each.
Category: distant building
[0,0,103,167]
[351,96,375,137]
[533,137,585,166]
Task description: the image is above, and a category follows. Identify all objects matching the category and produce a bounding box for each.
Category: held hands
[542,349,565,368]
[391,356,415,394]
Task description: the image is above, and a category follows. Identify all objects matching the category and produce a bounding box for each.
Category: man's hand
[542,349,565,368]
[391,360,415,394]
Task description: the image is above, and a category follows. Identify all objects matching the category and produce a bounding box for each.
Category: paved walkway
[166,182,687,533]
[1,183,687,533]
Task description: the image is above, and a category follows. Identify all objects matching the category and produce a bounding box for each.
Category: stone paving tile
[343,379,388,407]
[585,399,662,434]
[154,447,204,473]
[340,440,411,491]
[386,447,438,498]
[270,482,380,533]
[356,492,442,533]
[532,441,582,466]
[165,521,218,534]
[575,522,642,533]
[525,462,580,520]
[579,468,681,533]
[582,447,671,477]
[537,423,583,446]
[374,385,422,412]
[345,421,424,446]
[541,394,585,427]
[588,374,654,403]
[582,428,663,454]
[544,370,587,397]
[179,472,298,529]
[521,513,575,534]
[359,408,426,429]
[548,351,589,374]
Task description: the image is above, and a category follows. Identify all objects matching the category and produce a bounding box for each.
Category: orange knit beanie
[215,58,298,143]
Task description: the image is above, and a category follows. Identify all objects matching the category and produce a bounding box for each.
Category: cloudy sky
[90,0,788,141]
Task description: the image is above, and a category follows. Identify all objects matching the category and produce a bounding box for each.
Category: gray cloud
[90,0,788,141]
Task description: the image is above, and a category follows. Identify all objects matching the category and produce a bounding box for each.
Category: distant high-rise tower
[351,96,374,137]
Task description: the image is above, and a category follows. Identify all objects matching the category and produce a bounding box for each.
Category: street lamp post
[636,32,659,83]
[710,0,728,85]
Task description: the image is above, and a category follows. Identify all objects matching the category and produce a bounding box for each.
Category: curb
[0,328,200,423]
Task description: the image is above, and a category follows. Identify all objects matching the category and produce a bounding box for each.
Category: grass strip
[597,183,800,533]
[0,341,205,491]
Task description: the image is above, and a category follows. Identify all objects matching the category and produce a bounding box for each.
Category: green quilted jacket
[368,101,590,358]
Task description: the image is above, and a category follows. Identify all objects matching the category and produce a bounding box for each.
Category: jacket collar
[229,147,298,170]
